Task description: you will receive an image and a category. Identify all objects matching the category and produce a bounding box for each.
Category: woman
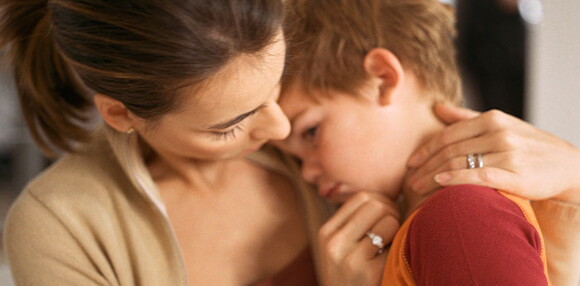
[1,0,326,285]
[0,0,577,285]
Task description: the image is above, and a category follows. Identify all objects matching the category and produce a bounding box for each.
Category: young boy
[278,0,550,285]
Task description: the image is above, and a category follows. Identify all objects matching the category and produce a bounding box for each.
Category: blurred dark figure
[456,0,527,119]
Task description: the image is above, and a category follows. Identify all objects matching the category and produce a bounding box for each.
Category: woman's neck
[144,146,240,193]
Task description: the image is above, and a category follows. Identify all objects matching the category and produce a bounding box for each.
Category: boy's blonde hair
[283,0,461,104]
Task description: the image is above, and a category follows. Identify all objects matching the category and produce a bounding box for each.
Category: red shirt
[383,185,550,285]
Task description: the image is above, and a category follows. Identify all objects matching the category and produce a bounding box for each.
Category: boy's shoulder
[418,184,513,214]
[401,185,548,285]
[410,184,535,236]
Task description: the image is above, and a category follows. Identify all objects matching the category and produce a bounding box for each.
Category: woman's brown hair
[283,0,461,103]
[0,0,283,156]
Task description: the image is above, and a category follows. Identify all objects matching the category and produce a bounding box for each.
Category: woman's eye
[302,126,318,141]
[213,125,244,141]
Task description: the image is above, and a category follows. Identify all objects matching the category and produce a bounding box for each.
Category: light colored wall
[527,0,580,147]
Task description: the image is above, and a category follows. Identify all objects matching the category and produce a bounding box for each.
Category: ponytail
[1,1,92,157]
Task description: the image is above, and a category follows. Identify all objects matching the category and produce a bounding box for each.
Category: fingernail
[434,173,451,184]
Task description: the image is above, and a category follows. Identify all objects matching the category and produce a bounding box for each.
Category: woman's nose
[251,102,291,141]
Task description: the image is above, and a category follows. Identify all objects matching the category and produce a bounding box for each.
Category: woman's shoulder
[10,130,139,226]
[3,133,183,286]
[27,135,125,200]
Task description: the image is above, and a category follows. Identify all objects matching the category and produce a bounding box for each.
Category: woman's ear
[94,94,138,133]
[363,48,405,106]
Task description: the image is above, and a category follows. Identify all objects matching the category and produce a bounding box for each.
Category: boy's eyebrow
[206,105,265,130]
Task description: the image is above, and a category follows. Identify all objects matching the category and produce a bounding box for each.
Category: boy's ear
[363,48,405,106]
[94,94,139,133]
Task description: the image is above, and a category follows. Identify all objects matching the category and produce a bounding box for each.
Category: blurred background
[0,0,578,284]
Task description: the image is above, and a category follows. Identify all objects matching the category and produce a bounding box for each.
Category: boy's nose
[301,155,322,185]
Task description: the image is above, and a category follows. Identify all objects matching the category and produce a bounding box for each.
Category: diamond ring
[366,231,385,254]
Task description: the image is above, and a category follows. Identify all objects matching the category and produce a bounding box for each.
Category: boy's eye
[302,126,318,141]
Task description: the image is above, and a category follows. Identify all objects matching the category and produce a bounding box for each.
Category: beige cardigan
[4,127,333,285]
[4,127,579,285]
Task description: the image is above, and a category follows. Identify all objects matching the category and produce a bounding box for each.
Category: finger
[341,251,388,286]
[409,153,506,194]
[434,103,480,124]
[327,199,397,257]
[407,119,490,168]
[366,257,390,286]
[349,216,398,262]
[352,192,400,219]
[360,215,399,260]
[407,110,518,168]
[364,192,400,219]
[433,167,529,197]
[408,132,508,184]
[321,193,379,238]
[339,200,398,239]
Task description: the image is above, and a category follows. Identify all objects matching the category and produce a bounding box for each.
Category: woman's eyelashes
[213,124,245,141]
[209,105,266,141]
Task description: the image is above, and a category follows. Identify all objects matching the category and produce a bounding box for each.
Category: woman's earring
[126,128,135,134]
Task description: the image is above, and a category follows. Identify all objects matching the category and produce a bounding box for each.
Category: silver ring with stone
[366,231,385,254]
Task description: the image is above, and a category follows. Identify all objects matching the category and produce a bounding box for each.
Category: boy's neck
[400,98,448,215]
[409,92,448,150]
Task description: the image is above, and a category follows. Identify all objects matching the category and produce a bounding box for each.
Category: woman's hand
[319,192,400,286]
[406,103,580,204]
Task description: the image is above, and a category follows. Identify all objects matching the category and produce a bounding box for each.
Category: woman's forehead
[173,41,286,125]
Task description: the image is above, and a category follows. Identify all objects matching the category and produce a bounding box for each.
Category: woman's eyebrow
[206,105,265,130]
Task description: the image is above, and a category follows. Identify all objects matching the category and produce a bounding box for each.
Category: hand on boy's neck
[432,102,480,124]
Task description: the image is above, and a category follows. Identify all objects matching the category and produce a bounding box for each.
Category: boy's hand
[318,192,399,286]
[406,103,580,204]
